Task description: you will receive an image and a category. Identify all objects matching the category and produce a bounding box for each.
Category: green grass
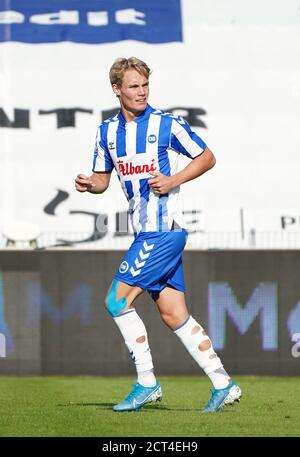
[0,376,299,437]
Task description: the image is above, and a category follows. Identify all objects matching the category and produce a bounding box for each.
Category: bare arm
[172,147,216,186]
[75,172,111,194]
[148,147,216,195]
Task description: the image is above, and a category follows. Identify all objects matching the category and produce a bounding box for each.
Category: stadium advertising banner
[0,250,299,375]
[0,1,300,248]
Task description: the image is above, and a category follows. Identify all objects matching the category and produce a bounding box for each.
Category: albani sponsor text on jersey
[117,159,157,176]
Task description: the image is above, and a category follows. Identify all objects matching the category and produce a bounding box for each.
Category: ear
[112,84,120,97]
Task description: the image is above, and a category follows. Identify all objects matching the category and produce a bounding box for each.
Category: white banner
[0,0,300,249]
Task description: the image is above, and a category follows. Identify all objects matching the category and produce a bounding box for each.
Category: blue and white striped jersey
[92,104,207,234]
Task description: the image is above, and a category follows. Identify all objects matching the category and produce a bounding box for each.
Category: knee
[105,280,128,317]
[160,310,183,330]
[105,292,127,317]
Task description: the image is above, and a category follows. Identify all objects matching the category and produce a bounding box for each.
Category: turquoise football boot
[113,382,162,412]
[202,380,242,413]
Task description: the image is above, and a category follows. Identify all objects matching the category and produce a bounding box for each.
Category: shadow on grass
[58,402,114,409]
[57,402,201,412]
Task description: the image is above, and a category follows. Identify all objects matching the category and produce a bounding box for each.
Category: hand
[148,172,175,195]
[75,174,95,192]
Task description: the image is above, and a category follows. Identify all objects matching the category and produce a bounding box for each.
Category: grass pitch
[0,376,299,437]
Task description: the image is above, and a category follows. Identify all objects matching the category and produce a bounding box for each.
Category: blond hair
[109,57,151,86]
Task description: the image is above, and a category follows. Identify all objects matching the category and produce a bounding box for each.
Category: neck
[120,104,147,123]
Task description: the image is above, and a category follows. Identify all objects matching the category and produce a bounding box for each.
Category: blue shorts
[114,228,188,300]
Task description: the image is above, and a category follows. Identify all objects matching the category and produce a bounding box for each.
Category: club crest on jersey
[119,261,129,274]
[147,134,157,143]
[117,158,156,176]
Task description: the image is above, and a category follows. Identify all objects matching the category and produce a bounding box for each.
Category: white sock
[207,367,231,389]
[137,369,156,388]
[113,309,155,376]
[174,315,223,375]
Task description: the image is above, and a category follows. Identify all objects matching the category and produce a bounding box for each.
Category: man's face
[113,69,149,114]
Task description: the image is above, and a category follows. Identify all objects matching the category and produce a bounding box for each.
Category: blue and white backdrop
[0,0,300,248]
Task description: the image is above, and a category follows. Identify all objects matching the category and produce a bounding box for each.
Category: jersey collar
[117,104,154,125]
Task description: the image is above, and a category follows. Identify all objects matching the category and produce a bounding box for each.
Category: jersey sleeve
[170,117,207,159]
[92,125,114,172]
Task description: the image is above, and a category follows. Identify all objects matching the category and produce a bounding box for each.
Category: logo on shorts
[147,134,157,143]
[119,261,129,274]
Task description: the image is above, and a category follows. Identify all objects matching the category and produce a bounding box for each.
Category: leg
[155,286,242,412]
[105,278,143,316]
[155,285,188,329]
[105,280,153,374]
[156,286,225,374]
[105,280,162,412]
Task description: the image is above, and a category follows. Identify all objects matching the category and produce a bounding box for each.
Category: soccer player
[75,57,242,412]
